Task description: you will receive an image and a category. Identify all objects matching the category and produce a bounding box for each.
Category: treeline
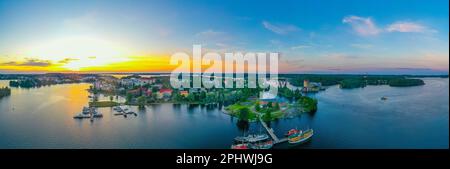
[0,87,11,98]
[285,74,426,89]
[388,78,425,87]
[9,78,80,88]
[9,79,40,88]
[339,78,425,88]
[172,87,262,105]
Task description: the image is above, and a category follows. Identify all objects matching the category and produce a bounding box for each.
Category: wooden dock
[259,117,288,144]
[114,106,137,117]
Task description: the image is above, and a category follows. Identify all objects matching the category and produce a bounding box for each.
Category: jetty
[258,117,288,144]
[113,106,137,117]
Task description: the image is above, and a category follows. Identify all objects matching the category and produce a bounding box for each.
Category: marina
[73,107,103,121]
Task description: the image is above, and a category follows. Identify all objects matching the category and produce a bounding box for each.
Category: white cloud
[386,22,432,33]
[342,15,380,36]
[262,21,300,35]
[343,15,436,36]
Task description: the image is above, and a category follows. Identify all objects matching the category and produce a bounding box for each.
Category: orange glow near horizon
[0,54,176,73]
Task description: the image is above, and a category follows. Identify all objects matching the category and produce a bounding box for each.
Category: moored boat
[74,107,103,119]
[234,134,269,143]
[285,129,300,137]
[288,129,313,145]
[73,113,90,119]
[231,143,249,149]
[91,108,103,117]
[249,140,273,149]
[82,107,90,114]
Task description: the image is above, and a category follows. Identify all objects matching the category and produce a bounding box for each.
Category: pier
[258,117,288,144]
[113,106,137,117]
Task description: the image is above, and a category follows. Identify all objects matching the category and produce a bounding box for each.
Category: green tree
[267,102,273,108]
[238,107,250,121]
[255,102,261,112]
[137,96,146,108]
[274,102,280,110]
[126,93,133,104]
[263,109,272,122]
[151,86,159,93]
[187,93,196,102]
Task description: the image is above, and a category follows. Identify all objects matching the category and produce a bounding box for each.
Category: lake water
[0,78,448,149]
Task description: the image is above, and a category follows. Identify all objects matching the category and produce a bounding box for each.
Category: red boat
[231,143,249,149]
[285,129,300,136]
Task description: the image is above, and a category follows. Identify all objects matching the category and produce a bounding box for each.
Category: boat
[125,111,135,114]
[249,140,273,149]
[285,129,300,137]
[91,109,103,117]
[231,143,249,149]
[381,96,388,100]
[120,106,129,111]
[92,112,103,118]
[288,129,313,145]
[234,134,269,143]
[114,112,124,116]
[82,107,90,114]
[73,113,90,119]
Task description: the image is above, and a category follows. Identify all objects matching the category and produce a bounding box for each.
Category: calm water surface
[0,78,448,148]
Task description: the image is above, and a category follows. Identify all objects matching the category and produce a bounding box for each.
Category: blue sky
[0,0,448,74]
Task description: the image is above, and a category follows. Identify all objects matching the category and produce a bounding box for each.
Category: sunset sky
[0,0,448,74]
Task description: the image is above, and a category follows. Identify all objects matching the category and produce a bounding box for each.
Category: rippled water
[0,78,448,148]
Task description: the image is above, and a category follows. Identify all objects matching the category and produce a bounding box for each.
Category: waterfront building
[158,89,173,99]
[180,90,189,97]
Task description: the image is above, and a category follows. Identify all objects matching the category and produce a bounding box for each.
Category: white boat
[91,109,103,118]
[82,107,90,114]
[92,113,103,118]
[73,113,90,119]
[120,106,129,111]
[235,134,269,143]
[249,140,274,149]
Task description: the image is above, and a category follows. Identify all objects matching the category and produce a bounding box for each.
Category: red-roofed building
[180,90,189,97]
[158,89,173,99]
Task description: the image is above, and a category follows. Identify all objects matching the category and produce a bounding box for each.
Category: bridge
[258,117,288,144]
